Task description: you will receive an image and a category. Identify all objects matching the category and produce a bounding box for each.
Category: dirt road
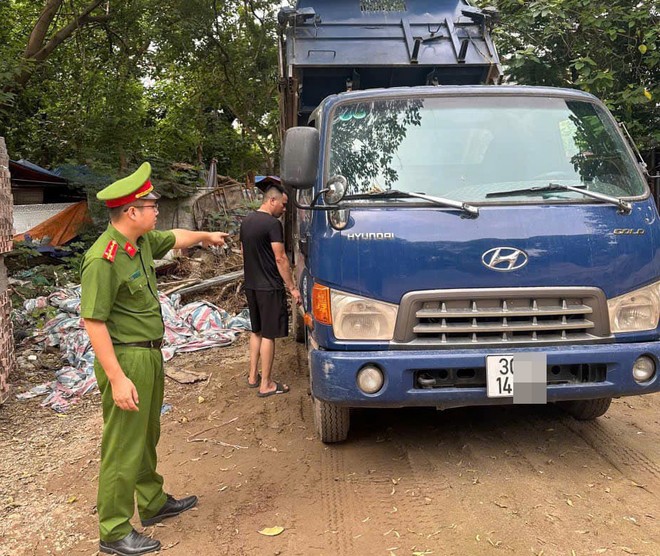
[1,336,659,555]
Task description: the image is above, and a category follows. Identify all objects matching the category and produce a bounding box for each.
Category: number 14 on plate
[486,355,515,398]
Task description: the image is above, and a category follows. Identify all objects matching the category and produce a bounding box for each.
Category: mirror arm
[288,187,337,211]
[310,188,330,208]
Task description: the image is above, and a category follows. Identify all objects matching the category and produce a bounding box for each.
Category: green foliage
[146,157,205,198]
[10,228,98,285]
[145,0,281,174]
[0,0,282,177]
[202,199,256,236]
[8,241,42,269]
[205,211,243,236]
[57,225,101,281]
[478,0,659,150]
[2,0,655,182]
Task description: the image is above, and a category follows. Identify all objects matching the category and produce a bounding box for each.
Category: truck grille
[392,287,611,348]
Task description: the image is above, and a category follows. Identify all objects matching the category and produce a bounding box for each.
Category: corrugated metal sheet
[12,202,76,235]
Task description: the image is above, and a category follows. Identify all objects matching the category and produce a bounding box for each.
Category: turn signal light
[312,284,332,325]
[303,312,314,330]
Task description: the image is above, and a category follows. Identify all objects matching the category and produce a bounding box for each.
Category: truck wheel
[292,304,305,343]
[313,396,350,443]
[559,397,612,420]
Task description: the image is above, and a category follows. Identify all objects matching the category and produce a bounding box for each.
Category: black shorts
[245,289,288,339]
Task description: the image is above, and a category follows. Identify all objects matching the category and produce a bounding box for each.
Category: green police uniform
[80,164,176,542]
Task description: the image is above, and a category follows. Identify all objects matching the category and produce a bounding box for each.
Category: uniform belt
[114,339,163,349]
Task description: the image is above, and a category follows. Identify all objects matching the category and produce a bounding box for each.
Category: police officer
[81,162,228,555]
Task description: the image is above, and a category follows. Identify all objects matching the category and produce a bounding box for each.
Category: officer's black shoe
[99,529,161,556]
[141,494,198,526]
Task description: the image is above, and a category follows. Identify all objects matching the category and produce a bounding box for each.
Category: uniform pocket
[127,276,150,307]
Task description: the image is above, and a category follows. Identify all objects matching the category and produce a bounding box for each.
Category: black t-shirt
[240,210,285,291]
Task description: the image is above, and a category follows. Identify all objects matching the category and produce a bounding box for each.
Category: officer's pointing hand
[111,375,140,411]
[203,232,230,247]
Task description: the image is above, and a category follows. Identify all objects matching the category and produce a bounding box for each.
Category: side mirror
[281,127,320,190]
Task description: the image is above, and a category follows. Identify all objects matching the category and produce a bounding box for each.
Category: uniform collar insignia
[124,241,138,258]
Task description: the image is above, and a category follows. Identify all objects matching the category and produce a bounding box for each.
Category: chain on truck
[276,0,660,443]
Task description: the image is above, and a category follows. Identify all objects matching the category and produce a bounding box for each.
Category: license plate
[486,353,548,402]
[486,355,514,398]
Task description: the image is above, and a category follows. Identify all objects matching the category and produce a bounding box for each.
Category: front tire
[559,397,612,420]
[313,396,350,443]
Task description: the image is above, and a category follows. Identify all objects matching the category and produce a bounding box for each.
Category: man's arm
[171,229,229,250]
[83,318,139,411]
[272,242,302,305]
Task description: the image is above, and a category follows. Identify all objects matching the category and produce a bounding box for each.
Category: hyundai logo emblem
[482,247,529,271]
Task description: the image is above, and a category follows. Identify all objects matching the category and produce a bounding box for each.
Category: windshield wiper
[486,183,632,214]
[345,190,479,217]
[486,183,587,197]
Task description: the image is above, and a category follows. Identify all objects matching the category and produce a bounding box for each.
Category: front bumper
[309,341,660,409]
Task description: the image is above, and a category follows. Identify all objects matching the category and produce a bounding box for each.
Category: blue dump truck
[277,0,660,442]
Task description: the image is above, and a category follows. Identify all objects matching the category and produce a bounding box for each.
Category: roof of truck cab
[308,86,602,125]
[318,85,599,107]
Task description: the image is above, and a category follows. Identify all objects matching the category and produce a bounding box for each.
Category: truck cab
[278,1,660,442]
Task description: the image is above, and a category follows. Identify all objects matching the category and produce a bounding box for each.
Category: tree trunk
[24,0,62,59]
[9,0,109,92]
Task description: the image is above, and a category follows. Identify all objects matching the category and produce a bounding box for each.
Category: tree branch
[30,0,107,63]
[8,0,109,93]
[86,15,111,24]
[24,0,63,58]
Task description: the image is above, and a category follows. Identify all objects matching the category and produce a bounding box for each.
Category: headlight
[331,290,398,340]
[608,281,660,333]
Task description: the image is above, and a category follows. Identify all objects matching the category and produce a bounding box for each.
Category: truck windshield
[328,95,646,203]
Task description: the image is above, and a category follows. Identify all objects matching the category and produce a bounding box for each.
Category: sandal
[257,382,290,398]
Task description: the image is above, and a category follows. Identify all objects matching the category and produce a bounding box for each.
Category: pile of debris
[10,229,251,412]
[14,281,250,412]
[5,161,268,410]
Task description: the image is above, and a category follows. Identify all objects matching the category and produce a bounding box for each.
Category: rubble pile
[6,186,254,412]
[14,286,250,412]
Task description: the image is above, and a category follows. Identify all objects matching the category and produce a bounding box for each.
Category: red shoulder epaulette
[102,240,119,262]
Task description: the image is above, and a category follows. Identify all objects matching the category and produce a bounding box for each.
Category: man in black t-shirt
[239,185,302,397]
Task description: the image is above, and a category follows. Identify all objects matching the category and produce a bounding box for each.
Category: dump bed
[278,0,501,127]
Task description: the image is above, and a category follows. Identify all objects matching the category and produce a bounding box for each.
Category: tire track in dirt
[298,341,360,554]
[560,417,660,484]
[296,345,358,554]
[345,410,509,554]
[484,409,660,554]
[320,445,356,555]
[380,408,613,555]
[356,436,434,552]
[319,412,427,554]
[385,420,465,539]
